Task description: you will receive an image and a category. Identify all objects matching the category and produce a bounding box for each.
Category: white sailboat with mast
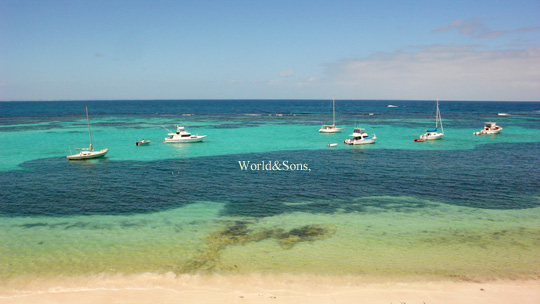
[319,97,344,133]
[414,99,444,142]
[67,106,108,160]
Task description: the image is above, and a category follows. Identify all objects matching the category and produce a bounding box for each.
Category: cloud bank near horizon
[323,45,540,101]
[434,18,540,39]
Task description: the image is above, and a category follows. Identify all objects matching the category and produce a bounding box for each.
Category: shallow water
[1,100,540,280]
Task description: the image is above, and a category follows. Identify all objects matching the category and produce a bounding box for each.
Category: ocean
[1,99,539,282]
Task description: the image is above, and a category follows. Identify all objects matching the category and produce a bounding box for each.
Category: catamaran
[319,97,344,133]
[414,99,444,142]
[67,106,108,160]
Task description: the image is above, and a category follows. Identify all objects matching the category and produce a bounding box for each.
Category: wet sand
[1,274,539,304]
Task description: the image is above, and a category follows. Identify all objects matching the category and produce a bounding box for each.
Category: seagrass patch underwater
[1,100,540,280]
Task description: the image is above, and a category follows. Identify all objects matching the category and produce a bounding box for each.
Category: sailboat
[66,106,108,160]
[319,97,344,133]
[414,99,444,142]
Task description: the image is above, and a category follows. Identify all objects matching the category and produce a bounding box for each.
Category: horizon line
[1,98,539,103]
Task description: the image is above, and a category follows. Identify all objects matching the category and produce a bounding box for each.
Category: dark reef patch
[181,221,336,273]
[1,143,539,218]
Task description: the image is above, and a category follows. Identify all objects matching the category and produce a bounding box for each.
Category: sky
[1,0,539,101]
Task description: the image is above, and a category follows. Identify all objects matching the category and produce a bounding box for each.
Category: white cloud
[267,76,319,88]
[279,69,294,77]
[434,18,484,35]
[434,18,540,40]
[327,45,540,101]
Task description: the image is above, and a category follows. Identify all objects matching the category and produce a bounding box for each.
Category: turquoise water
[1,100,540,281]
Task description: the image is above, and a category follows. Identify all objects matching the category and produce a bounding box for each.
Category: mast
[86,106,93,151]
[436,98,444,134]
[435,99,438,129]
[332,96,335,125]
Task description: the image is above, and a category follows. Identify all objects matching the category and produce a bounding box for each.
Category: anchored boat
[343,127,376,145]
[414,99,444,142]
[319,97,344,133]
[66,106,108,160]
[474,122,503,135]
[163,125,206,143]
[135,139,151,146]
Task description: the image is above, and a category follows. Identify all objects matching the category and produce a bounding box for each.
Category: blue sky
[1,0,539,101]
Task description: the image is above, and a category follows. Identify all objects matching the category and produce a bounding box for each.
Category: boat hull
[344,138,376,145]
[421,133,444,140]
[67,148,108,160]
[474,128,502,135]
[319,127,344,133]
[164,135,206,143]
[484,128,502,134]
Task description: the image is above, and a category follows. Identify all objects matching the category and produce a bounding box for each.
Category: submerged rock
[275,224,337,249]
[181,222,337,273]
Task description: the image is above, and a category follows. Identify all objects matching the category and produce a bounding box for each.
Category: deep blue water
[1,143,539,217]
[2,100,539,133]
[1,100,540,218]
[2,99,540,118]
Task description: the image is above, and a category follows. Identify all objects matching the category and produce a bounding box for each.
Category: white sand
[1,274,539,304]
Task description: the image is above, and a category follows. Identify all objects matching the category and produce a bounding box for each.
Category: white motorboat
[67,106,108,160]
[319,97,344,133]
[498,113,510,116]
[473,122,503,135]
[328,143,338,147]
[415,99,444,142]
[164,125,206,143]
[136,139,151,146]
[343,127,376,145]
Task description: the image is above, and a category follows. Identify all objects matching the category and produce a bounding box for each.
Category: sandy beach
[1,274,539,304]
